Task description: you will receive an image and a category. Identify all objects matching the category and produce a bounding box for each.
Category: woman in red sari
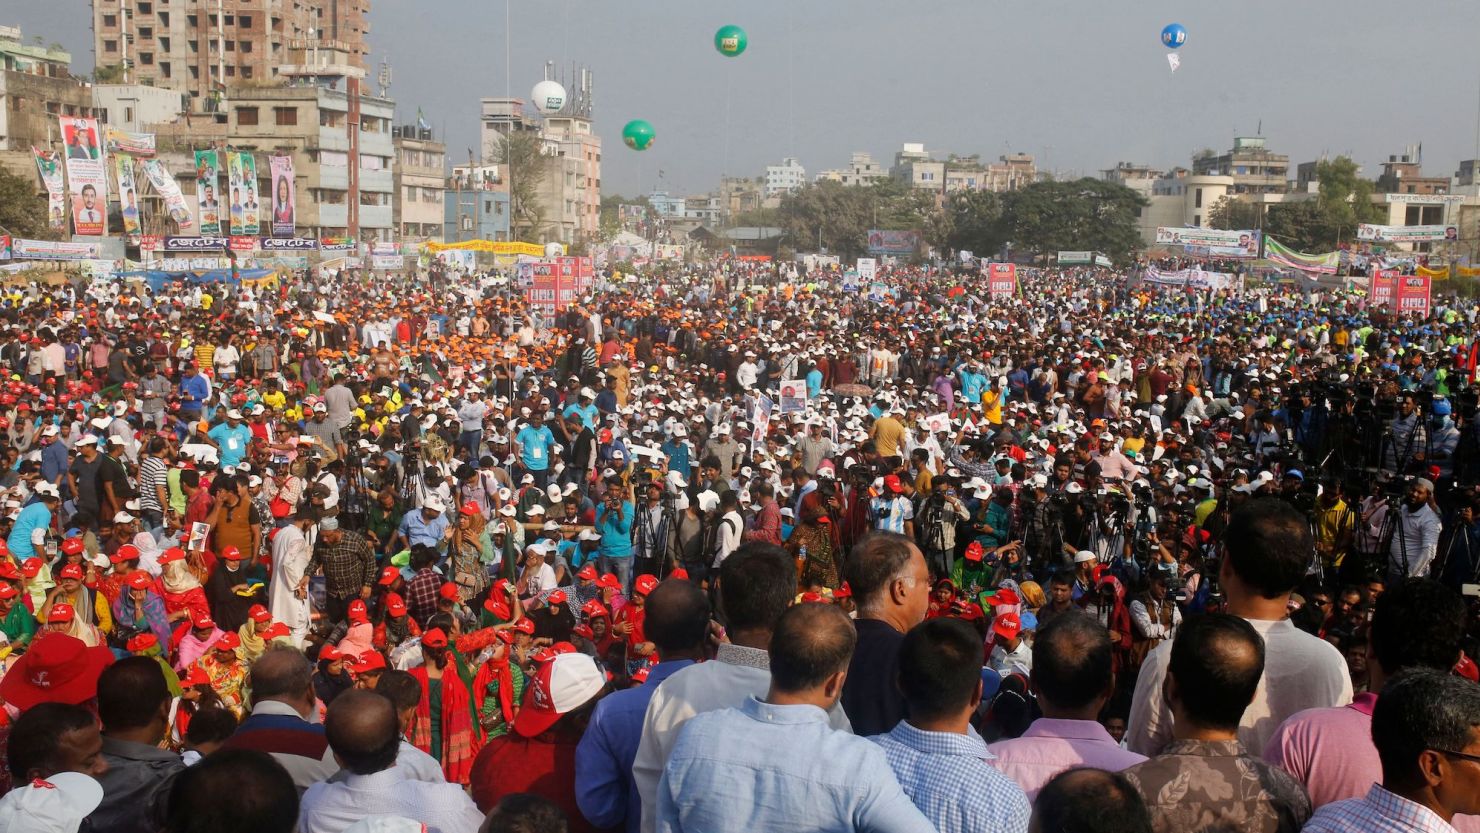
[407,613,497,784]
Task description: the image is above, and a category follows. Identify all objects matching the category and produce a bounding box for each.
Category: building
[763,156,805,196]
[1375,148,1450,196]
[814,151,886,187]
[0,27,98,176]
[92,83,184,131]
[1133,171,1236,244]
[1102,162,1166,198]
[980,153,1038,192]
[648,191,685,218]
[1456,160,1480,188]
[90,0,369,110]
[478,97,538,164]
[444,164,509,242]
[392,123,445,242]
[1191,137,1289,195]
[890,143,944,190]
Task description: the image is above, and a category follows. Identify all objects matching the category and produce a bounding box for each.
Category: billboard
[12,239,100,261]
[1155,227,1259,257]
[269,156,296,237]
[1367,269,1397,307]
[104,127,155,156]
[141,159,195,231]
[227,151,261,236]
[194,150,222,235]
[1057,251,1093,265]
[115,155,142,237]
[1395,274,1432,317]
[60,117,107,236]
[1357,224,1458,243]
[987,263,1017,298]
[866,230,920,255]
[32,147,66,232]
[856,257,877,281]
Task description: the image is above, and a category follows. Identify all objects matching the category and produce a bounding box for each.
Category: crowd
[0,256,1478,833]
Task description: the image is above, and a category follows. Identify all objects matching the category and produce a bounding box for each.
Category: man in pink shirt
[988,611,1146,798]
[1264,578,1480,831]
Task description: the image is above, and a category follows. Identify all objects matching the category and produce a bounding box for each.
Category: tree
[1260,156,1382,252]
[93,64,125,83]
[994,178,1146,263]
[1207,195,1262,231]
[0,164,60,241]
[776,181,876,257]
[944,189,1003,256]
[495,131,549,241]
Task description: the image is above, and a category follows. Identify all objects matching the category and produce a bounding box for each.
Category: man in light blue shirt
[657,603,933,833]
[207,408,253,469]
[872,617,1030,833]
[394,498,450,552]
[563,388,599,432]
[595,490,635,592]
[7,485,58,561]
[515,412,557,490]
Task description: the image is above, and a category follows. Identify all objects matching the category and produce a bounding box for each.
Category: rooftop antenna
[377,59,391,98]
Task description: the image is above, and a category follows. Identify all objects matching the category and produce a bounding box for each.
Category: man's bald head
[1167,613,1265,732]
[324,689,400,776]
[768,602,857,694]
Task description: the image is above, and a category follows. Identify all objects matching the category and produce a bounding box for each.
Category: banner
[778,380,808,414]
[268,156,296,237]
[60,117,107,236]
[654,244,684,261]
[424,240,547,257]
[1263,237,1338,274]
[163,236,229,252]
[1395,274,1432,317]
[1057,251,1093,265]
[104,126,155,156]
[856,257,877,282]
[1155,227,1260,257]
[227,151,261,236]
[194,150,222,235]
[1357,224,1457,243]
[138,159,194,232]
[749,394,773,449]
[370,255,405,270]
[1416,264,1450,279]
[12,239,99,261]
[986,263,1018,298]
[320,237,355,252]
[260,237,318,251]
[32,147,66,232]
[1367,269,1398,307]
[866,230,920,256]
[114,155,142,236]
[0,235,10,260]
[1141,265,1238,290]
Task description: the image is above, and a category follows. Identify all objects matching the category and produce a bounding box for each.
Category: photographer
[1381,393,1426,475]
[595,478,635,592]
[916,475,967,578]
[1387,477,1441,582]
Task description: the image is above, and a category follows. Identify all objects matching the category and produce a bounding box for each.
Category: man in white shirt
[988,613,1032,677]
[1388,478,1442,580]
[270,512,316,647]
[632,543,850,833]
[1127,499,1351,757]
[300,689,484,833]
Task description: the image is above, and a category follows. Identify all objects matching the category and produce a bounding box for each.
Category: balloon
[531,80,567,116]
[543,242,564,258]
[714,24,748,58]
[1161,23,1187,49]
[622,119,655,151]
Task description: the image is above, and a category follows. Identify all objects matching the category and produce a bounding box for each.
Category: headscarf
[162,559,202,595]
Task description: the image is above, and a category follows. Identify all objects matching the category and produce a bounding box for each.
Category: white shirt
[633,644,852,833]
[269,523,312,641]
[1126,616,1352,757]
[326,741,444,785]
[712,510,743,568]
[299,767,484,833]
[1389,502,1442,578]
[989,640,1033,678]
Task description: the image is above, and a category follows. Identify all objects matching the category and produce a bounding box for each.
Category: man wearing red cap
[989,612,1032,677]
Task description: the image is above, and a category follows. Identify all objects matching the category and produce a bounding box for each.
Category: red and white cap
[513,649,606,738]
[0,772,105,833]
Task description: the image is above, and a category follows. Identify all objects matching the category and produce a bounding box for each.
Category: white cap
[226,409,243,420]
[41,425,59,437]
[422,497,446,514]
[1074,550,1097,564]
[0,771,105,833]
[578,529,602,542]
[112,511,135,524]
[90,416,111,430]
[34,482,60,498]
[498,505,518,517]
[75,435,98,446]
[696,490,720,512]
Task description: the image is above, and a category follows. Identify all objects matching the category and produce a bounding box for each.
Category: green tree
[93,63,125,83]
[495,131,549,241]
[995,178,1146,263]
[0,164,60,240]
[944,189,1003,256]
[1261,156,1382,252]
[776,181,876,257]
[1207,195,1262,231]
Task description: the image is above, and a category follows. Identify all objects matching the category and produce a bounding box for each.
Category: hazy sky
[16,0,1480,197]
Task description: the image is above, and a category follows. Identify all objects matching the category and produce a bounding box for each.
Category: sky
[14,0,1480,198]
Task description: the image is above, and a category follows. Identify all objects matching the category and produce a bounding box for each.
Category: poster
[141,159,195,231]
[114,155,142,237]
[60,117,107,236]
[856,257,877,282]
[194,149,222,235]
[1155,227,1260,257]
[12,239,100,260]
[269,156,296,237]
[1367,269,1398,307]
[1357,224,1458,243]
[1395,274,1432,317]
[32,146,66,232]
[227,151,261,235]
[778,379,808,414]
[987,263,1018,298]
[749,394,773,449]
[923,412,951,434]
[104,127,155,156]
[187,522,211,552]
[1142,266,1237,291]
[866,230,920,255]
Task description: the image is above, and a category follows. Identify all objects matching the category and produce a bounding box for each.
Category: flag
[1167,54,1181,72]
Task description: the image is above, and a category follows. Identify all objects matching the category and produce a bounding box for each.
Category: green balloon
[622,119,655,151]
[714,24,747,57]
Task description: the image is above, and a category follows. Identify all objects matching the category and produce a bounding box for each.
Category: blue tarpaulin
[115,268,276,292]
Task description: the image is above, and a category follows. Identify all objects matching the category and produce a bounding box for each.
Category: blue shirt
[657,697,934,833]
[660,440,690,480]
[178,374,209,410]
[208,422,253,468]
[806,368,823,399]
[575,660,695,833]
[596,501,634,559]
[398,509,449,550]
[40,439,69,485]
[7,502,51,560]
[563,402,599,431]
[872,721,1030,833]
[515,424,556,472]
[960,371,988,404]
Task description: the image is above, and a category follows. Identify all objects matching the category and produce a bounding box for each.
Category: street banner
[32,147,66,232]
[1368,269,1398,307]
[424,240,546,256]
[856,257,877,281]
[320,237,355,252]
[260,237,318,251]
[60,117,107,236]
[269,156,296,237]
[1143,266,1237,290]
[1264,237,1338,274]
[227,151,261,235]
[1357,224,1458,243]
[12,239,99,260]
[1155,227,1260,257]
[987,263,1018,298]
[1395,274,1432,317]
[1057,251,1092,265]
[115,155,142,236]
[866,230,920,256]
[104,127,155,156]
[371,255,405,270]
[778,380,807,414]
[163,236,228,252]
[194,150,222,235]
[141,159,195,232]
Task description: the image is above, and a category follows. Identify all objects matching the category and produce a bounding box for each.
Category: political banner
[1263,237,1339,274]
[1356,224,1458,243]
[115,155,142,237]
[778,380,808,414]
[1142,266,1237,290]
[227,151,261,236]
[320,237,355,252]
[228,236,257,253]
[1057,251,1093,265]
[424,240,546,256]
[654,244,684,260]
[1367,269,1398,307]
[1395,274,1432,317]
[32,147,66,232]
[866,230,920,256]
[987,263,1018,298]
[104,126,155,156]
[260,237,318,251]
[749,394,773,449]
[60,117,107,236]
[371,255,405,270]
[1155,227,1259,254]
[139,159,195,232]
[923,412,951,434]
[163,236,229,252]
[194,150,222,235]
[0,235,10,260]
[856,257,877,282]
[268,156,296,237]
[12,239,100,261]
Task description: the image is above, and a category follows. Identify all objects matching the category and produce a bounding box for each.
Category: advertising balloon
[1161,23,1187,49]
[714,25,748,58]
[622,120,655,151]
[531,80,567,116]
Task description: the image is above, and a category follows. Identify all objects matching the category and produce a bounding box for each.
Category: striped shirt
[138,455,168,514]
[872,721,1030,833]
[1303,785,1458,833]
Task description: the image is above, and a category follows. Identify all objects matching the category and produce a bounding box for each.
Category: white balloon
[531,80,567,116]
[544,242,564,258]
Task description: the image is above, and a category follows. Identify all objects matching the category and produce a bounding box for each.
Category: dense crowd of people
[0,256,1478,833]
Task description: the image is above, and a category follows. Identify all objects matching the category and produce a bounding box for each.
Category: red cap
[61,537,85,556]
[993,613,1022,641]
[0,634,114,710]
[158,547,186,565]
[260,622,290,641]
[634,574,659,596]
[438,583,459,601]
[220,545,245,562]
[347,599,369,623]
[0,562,19,582]
[964,542,984,563]
[512,618,535,635]
[190,611,216,630]
[111,544,142,564]
[572,623,594,640]
[126,570,153,590]
[800,591,824,604]
[20,558,41,578]
[126,632,158,652]
[597,573,622,590]
[582,599,609,619]
[248,604,272,624]
[576,564,598,581]
[546,590,567,605]
[215,631,242,651]
[47,603,75,623]
[350,651,387,674]
[58,563,85,580]
[385,593,408,617]
[989,588,1021,607]
[377,565,400,586]
[184,666,212,687]
[484,596,511,620]
[459,501,481,517]
[834,581,853,599]
[670,567,690,581]
[319,644,342,662]
[513,650,605,738]
[422,628,449,648]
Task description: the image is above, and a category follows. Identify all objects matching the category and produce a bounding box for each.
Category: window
[1193,214,1201,227]
[124,106,134,122]
[223,14,233,24]
[140,52,153,65]
[188,39,198,52]
[188,65,198,78]
[235,106,259,125]
[159,12,169,25]
[186,14,196,27]
[241,66,252,78]
[240,41,252,53]
[225,40,234,51]
[485,200,493,212]
[404,186,416,201]
[273,106,297,125]
[1194,187,1203,208]
[139,26,152,38]
[159,37,170,51]
[104,40,118,52]
[160,62,171,78]
[225,65,235,76]
[138,1,151,12]
[103,14,117,26]
[239,14,252,27]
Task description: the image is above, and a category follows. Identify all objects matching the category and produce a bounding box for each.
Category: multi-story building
[90,0,370,110]
[1102,162,1166,198]
[648,191,685,218]
[392,123,445,242]
[1376,149,1450,196]
[890,143,944,191]
[814,151,885,186]
[444,164,509,242]
[1191,137,1289,195]
[763,156,805,196]
[92,83,184,131]
[0,26,97,176]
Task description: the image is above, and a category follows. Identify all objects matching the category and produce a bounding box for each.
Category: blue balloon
[1161,23,1187,49]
